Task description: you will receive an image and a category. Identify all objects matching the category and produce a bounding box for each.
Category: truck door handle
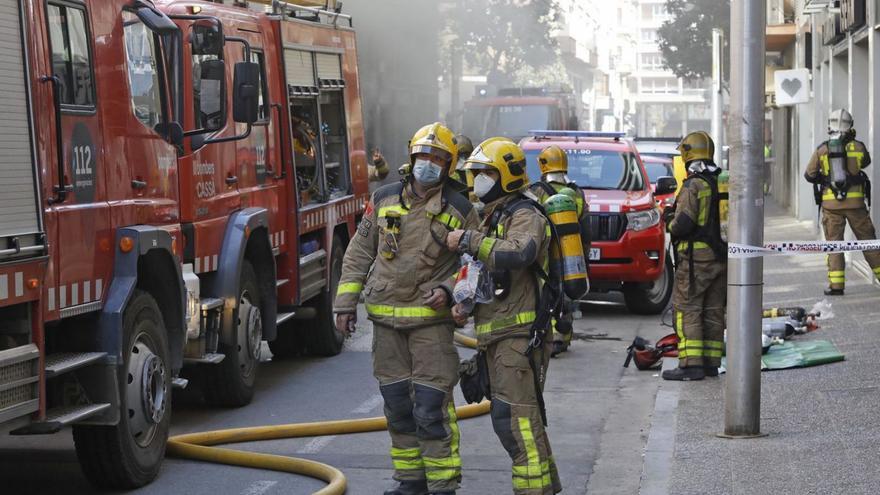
[226,175,238,186]
[131,179,147,189]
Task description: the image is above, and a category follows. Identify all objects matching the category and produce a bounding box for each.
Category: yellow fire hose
[167,332,486,495]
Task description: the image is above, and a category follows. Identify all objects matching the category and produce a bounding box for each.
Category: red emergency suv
[522,131,675,314]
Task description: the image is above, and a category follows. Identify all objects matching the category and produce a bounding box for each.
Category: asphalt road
[0,295,670,495]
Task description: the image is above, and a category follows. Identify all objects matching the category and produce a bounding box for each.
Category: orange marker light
[27,278,39,290]
[120,236,135,253]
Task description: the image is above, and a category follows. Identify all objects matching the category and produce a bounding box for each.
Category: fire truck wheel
[306,237,345,356]
[204,260,261,407]
[267,320,304,359]
[622,253,674,315]
[73,290,171,489]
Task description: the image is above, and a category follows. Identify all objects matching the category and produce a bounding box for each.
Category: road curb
[638,357,680,495]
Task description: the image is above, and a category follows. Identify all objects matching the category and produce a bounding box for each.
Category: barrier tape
[728,240,880,258]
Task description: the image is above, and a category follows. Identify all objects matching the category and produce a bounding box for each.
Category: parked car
[521,131,675,314]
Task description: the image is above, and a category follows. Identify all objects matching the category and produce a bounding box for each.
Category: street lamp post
[712,28,724,166]
[723,0,765,438]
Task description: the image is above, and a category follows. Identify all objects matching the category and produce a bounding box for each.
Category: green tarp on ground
[721,340,845,371]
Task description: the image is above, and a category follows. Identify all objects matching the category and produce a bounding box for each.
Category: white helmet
[828,108,854,135]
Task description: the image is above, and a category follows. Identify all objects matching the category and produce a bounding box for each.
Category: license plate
[589,248,601,261]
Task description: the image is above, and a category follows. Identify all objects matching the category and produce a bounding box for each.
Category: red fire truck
[0,0,366,487]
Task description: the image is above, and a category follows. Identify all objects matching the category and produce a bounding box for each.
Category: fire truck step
[172,377,189,389]
[183,353,226,365]
[276,311,296,325]
[44,352,107,378]
[10,403,111,435]
[200,298,224,311]
[276,278,290,288]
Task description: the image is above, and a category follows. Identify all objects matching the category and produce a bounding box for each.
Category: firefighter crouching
[528,145,591,357]
[446,139,562,494]
[662,131,727,382]
[804,108,880,296]
[334,123,480,495]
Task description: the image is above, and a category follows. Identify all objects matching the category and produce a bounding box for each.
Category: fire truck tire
[306,237,345,357]
[204,260,261,407]
[622,253,674,315]
[267,320,304,359]
[73,290,171,489]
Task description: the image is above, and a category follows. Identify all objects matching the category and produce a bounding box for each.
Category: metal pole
[723,0,765,438]
[712,28,725,166]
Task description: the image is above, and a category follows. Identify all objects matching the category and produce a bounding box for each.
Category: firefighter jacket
[668,174,724,263]
[458,194,551,346]
[334,181,480,329]
[805,139,871,210]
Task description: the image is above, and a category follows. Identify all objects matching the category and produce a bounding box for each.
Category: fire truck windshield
[526,149,646,192]
[469,104,552,141]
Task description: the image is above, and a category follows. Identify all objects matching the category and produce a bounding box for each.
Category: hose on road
[167,332,485,495]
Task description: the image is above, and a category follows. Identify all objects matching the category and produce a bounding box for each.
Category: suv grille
[587,213,627,242]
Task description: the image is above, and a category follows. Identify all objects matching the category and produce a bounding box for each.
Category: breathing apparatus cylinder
[828,138,849,199]
[718,170,729,242]
[544,193,589,300]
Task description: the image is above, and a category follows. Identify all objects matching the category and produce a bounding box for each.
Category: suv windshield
[526,148,646,191]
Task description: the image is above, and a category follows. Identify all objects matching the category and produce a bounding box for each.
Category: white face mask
[473,173,497,199]
[412,159,443,186]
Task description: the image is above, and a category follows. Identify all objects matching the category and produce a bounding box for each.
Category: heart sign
[781,78,802,97]
[774,69,811,106]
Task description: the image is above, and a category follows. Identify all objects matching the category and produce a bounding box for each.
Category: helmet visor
[410,145,453,164]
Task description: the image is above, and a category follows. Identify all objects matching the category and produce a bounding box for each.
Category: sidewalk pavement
[642,200,880,495]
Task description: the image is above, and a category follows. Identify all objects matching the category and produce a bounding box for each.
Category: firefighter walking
[528,145,590,357]
[446,139,562,494]
[334,123,479,495]
[804,108,880,296]
[663,131,727,381]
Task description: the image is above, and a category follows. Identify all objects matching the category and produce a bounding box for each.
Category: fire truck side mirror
[191,21,224,57]
[233,62,260,125]
[133,2,178,35]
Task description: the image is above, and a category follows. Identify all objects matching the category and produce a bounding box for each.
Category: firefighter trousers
[821,207,880,290]
[671,259,726,368]
[486,337,562,495]
[373,323,461,491]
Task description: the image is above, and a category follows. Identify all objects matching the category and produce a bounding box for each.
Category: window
[640,29,657,43]
[525,149,645,191]
[640,53,664,70]
[122,11,166,130]
[641,77,679,95]
[484,105,552,140]
[319,90,350,199]
[47,3,94,107]
[192,31,224,131]
[250,50,270,122]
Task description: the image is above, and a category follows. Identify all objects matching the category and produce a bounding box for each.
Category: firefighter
[370,148,391,182]
[662,131,727,381]
[334,123,480,495]
[528,145,590,357]
[449,134,474,198]
[804,108,880,296]
[445,139,562,494]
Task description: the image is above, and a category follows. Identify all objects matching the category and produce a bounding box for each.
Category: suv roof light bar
[528,130,627,142]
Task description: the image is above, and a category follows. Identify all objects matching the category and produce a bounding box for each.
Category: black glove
[458,352,490,404]
[662,205,676,225]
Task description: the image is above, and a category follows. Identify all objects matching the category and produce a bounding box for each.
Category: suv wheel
[623,253,673,315]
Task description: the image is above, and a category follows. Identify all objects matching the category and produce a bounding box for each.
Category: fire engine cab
[0,0,366,487]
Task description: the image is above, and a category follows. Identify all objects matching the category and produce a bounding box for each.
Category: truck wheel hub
[127,338,166,446]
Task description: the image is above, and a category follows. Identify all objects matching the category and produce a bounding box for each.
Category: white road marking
[241,480,277,495]
[351,394,384,414]
[295,394,384,454]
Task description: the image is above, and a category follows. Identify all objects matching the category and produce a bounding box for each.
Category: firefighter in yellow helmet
[804,108,880,296]
[528,145,591,357]
[448,134,473,198]
[662,131,727,381]
[445,139,562,494]
[334,123,480,495]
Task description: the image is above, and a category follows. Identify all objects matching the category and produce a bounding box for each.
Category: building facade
[633,0,710,138]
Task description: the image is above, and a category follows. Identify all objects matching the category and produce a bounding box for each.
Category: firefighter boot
[824,288,845,296]
[662,366,705,381]
[704,365,719,377]
[384,480,429,495]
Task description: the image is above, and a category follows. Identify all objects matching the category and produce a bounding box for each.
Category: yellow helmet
[537,145,568,175]
[409,122,458,169]
[465,138,529,193]
[677,131,715,164]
